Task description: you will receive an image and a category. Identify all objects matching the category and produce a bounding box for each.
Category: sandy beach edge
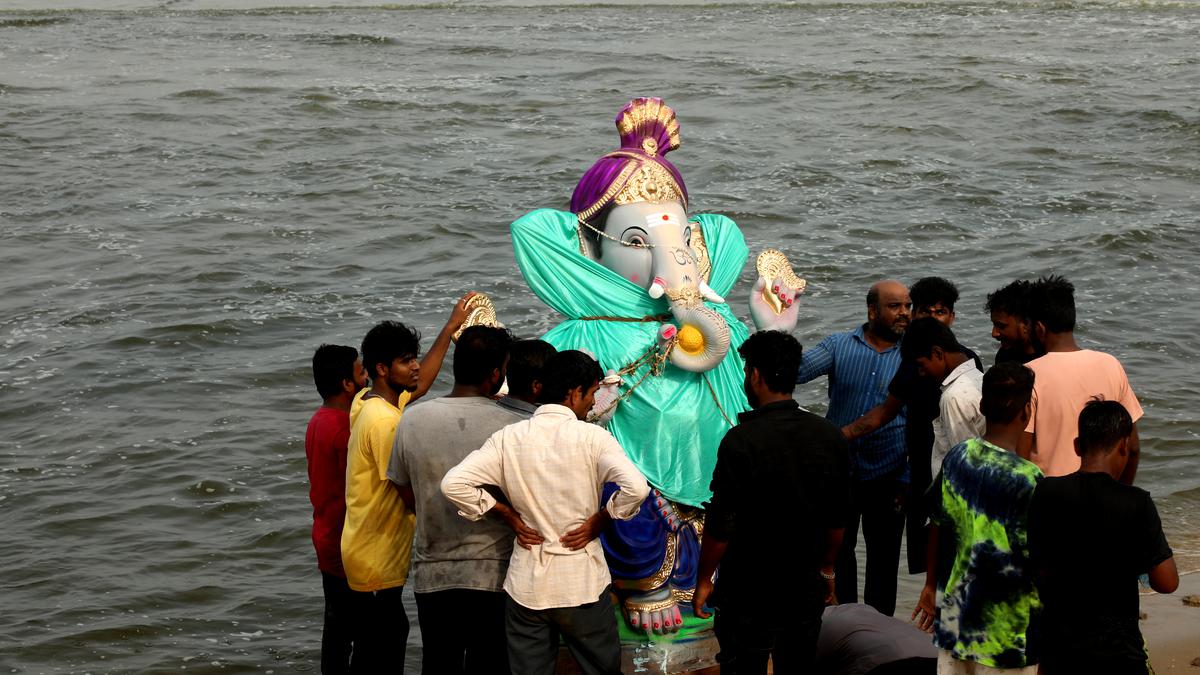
[1144,569,1200,674]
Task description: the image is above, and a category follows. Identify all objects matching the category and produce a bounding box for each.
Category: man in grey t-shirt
[388,326,539,675]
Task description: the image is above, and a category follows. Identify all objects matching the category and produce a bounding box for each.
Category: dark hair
[540,350,603,404]
[737,330,801,394]
[361,321,421,378]
[1077,399,1133,455]
[985,279,1033,320]
[506,339,557,397]
[900,317,960,361]
[312,344,359,400]
[1027,275,1076,333]
[910,277,959,313]
[453,326,514,386]
[980,363,1035,424]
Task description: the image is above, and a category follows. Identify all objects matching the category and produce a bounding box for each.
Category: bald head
[867,280,905,307]
[867,280,911,341]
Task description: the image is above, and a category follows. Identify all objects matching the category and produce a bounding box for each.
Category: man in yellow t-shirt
[340,296,473,670]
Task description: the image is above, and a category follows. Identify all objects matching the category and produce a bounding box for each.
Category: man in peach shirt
[1018,276,1143,482]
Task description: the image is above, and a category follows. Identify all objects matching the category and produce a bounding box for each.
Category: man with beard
[839,277,980,579]
[387,326,533,675]
[340,298,472,671]
[694,330,850,674]
[986,280,1040,365]
[797,280,911,615]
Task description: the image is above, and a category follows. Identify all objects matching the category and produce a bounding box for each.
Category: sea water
[1,0,1198,671]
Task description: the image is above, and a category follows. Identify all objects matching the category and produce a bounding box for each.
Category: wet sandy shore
[1145,570,1200,674]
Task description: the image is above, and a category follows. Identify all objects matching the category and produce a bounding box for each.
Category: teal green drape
[510,208,752,507]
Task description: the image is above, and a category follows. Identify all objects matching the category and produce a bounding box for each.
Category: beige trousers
[937,650,1038,675]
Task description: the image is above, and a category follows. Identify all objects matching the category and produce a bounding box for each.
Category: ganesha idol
[510,98,802,637]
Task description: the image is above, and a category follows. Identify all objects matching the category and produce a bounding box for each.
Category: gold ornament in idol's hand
[452,293,502,341]
[755,249,807,315]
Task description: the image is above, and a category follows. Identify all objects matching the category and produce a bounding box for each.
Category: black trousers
[505,587,621,675]
[349,584,409,674]
[321,572,355,675]
[835,477,906,616]
[414,589,509,675]
[713,609,822,675]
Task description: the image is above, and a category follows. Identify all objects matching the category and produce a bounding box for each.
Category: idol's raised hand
[748,249,804,333]
[749,276,801,333]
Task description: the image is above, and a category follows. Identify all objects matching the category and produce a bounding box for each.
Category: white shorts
[936,650,1037,675]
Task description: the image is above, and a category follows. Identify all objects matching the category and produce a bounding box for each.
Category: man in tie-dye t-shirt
[912,363,1043,674]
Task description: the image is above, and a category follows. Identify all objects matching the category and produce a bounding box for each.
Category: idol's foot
[624,587,683,635]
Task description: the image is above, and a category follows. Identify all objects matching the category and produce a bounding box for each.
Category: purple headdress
[570,98,689,226]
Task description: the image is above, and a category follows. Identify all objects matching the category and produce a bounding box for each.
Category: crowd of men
[303,276,1179,675]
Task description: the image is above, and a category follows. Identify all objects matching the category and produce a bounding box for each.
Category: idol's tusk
[649,278,667,300]
[698,281,725,304]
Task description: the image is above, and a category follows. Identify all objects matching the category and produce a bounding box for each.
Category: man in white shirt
[441,350,650,675]
[901,318,984,476]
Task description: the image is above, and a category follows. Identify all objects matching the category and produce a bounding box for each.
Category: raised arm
[411,292,475,402]
[796,334,836,385]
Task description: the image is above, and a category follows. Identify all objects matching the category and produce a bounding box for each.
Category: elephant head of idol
[571,98,730,373]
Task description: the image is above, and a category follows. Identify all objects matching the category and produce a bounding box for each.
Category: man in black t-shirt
[694,330,851,674]
[1028,400,1179,675]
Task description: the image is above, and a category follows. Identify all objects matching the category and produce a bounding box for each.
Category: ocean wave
[4,0,1200,15]
[0,16,71,26]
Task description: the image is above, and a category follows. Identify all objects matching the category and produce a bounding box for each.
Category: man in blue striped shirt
[797,279,911,616]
